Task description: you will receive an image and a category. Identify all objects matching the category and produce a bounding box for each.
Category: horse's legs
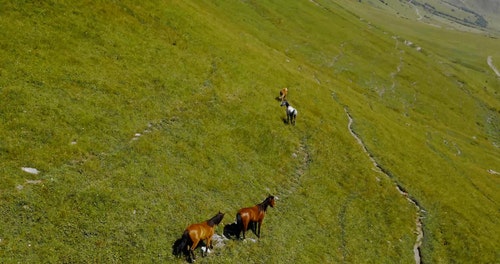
[242,220,249,239]
[190,239,200,260]
[257,221,262,238]
[203,237,212,257]
[186,245,195,263]
[249,221,257,236]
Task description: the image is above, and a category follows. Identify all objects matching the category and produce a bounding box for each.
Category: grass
[0,0,498,263]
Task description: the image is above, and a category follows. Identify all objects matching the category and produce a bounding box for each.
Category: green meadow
[0,0,498,263]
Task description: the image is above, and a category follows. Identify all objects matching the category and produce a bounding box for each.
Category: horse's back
[238,206,265,222]
[237,206,254,217]
[187,222,213,240]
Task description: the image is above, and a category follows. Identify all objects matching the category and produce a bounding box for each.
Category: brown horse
[173,212,225,263]
[279,87,288,101]
[236,195,275,239]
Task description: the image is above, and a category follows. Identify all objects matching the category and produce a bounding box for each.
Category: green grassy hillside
[0,0,498,263]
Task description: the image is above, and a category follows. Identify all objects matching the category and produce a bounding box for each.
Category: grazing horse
[279,87,288,101]
[172,212,225,263]
[281,100,297,125]
[236,195,276,239]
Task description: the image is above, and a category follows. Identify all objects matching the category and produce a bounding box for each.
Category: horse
[172,211,225,263]
[234,195,276,239]
[278,87,288,101]
[280,100,297,125]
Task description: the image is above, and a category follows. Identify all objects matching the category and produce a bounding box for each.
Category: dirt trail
[414,6,423,21]
[487,56,500,77]
[344,107,425,264]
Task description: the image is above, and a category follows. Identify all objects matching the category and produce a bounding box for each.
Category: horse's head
[209,211,225,226]
[266,195,276,208]
[280,101,289,107]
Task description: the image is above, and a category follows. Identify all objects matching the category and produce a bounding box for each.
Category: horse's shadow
[223,221,259,240]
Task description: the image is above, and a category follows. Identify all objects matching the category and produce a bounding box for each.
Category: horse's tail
[222,213,244,239]
[172,230,191,257]
[236,212,243,229]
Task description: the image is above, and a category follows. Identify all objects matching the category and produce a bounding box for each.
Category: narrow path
[415,7,423,21]
[487,56,500,77]
[390,56,403,92]
[212,139,313,250]
[277,138,312,200]
[344,107,425,264]
[338,193,357,263]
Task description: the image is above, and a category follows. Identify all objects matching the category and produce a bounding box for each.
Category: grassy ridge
[0,0,498,263]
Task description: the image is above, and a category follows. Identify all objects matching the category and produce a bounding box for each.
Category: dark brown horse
[172,212,224,263]
[235,195,275,239]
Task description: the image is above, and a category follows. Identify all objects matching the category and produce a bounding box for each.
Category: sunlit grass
[0,0,498,263]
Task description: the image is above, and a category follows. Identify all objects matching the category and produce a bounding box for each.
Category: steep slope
[0,0,498,263]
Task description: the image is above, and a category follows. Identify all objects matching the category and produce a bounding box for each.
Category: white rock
[21,167,39,174]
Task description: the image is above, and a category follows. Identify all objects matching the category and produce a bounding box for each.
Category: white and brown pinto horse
[281,100,297,125]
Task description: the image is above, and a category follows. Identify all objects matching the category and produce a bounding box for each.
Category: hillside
[363,0,500,33]
[0,0,498,263]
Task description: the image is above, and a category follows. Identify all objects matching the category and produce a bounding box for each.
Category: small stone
[21,167,39,174]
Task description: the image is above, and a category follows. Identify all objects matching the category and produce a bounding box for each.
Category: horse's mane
[207,212,224,227]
